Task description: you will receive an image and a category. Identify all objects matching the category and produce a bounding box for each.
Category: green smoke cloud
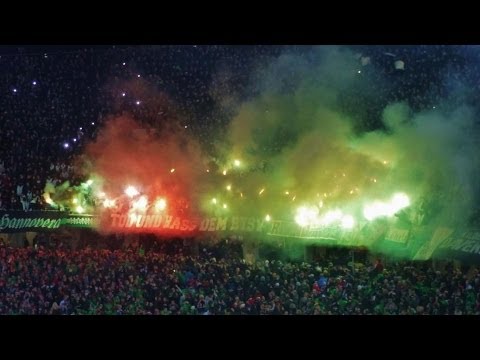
[214,46,480,256]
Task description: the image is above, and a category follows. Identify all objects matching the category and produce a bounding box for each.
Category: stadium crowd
[1,46,480,316]
[0,237,478,315]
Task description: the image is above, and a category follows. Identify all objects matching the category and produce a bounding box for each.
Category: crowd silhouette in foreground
[0,237,478,315]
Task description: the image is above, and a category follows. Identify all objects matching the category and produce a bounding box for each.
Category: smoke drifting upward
[46,46,480,253]
[218,46,480,232]
[79,115,208,233]
[355,103,480,227]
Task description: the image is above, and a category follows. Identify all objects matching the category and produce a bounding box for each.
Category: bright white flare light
[320,209,343,226]
[125,186,139,198]
[295,205,355,229]
[132,196,148,211]
[295,206,319,227]
[392,193,410,209]
[363,192,410,221]
[363,201,390,221]
[103,199,115,208]
[155,198,167,211]
[341,215,355,229]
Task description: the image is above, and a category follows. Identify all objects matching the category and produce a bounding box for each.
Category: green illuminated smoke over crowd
[210,46,480,248]
[44,46,480,257]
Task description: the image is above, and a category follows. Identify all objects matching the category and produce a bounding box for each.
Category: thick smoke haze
[219,46,480,228]
[45,46,480,255]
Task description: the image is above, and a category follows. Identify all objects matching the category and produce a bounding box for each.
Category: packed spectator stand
[1,45,480,315]
[0,237,478,315]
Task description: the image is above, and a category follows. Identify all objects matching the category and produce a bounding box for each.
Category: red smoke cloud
[82,115,208,235]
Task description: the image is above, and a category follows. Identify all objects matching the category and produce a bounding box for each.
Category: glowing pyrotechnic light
[233,159,241,167]
[63,143,69,149]
[226,185,231,191]
[392,192,410,209]
[363,201,387,221]
[103,199,115,208]
[223,204,227,209]
[240,193,244,198]
[319,201,324,208]
[349,190,354,194]
[265,214,271,222]
[373,178,377,183]
[324,193,327,197]
[222,170,227,176]
[125,186,139,198]
[86,179,93,186]
[259,188,265,195]
[383,160,388,165]
[132,196,148,211]
[320,209,343,226]
[212,198,217,204]
[341,215,355,229]
[295,206,319,227]
[285,191,289,195]
[170,168,175,173]
[155,198,167,211]
[292,196,296,201]
[363,193,410,221]
[72,198,78,204]
[206,169,210,173]
[75,206,85,214]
